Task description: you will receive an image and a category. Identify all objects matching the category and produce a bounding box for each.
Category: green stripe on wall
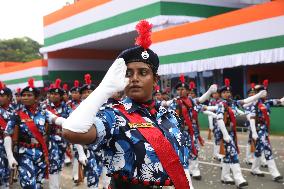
[48,71,107,84]
[44,2,238,46]
[159,35,284,65]
[161,2,237,17]
[4,75,48,85]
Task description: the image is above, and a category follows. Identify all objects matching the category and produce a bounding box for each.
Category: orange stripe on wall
[47,48,120,60]
[0,59,47,74]
[44,0,112,26]
[152,0,284,43]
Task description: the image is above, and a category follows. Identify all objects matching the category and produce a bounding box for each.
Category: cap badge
[141,50,149,60]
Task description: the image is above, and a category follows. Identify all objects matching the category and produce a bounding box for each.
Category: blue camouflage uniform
[216,99,240,164]
[245,99,278,160]
[209,98,222,146]
[0,104,14,187]
[4,105,49,189]
[169,97,202,161]
[94,97,189,186]
[46,101,72,174]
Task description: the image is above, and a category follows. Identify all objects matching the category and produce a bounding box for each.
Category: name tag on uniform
[128,123,153,129]
[22,119,33,123]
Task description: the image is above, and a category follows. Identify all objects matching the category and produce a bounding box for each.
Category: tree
[0,37,42,62]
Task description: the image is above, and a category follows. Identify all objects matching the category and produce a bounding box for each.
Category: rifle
[10,124,19,185]
[207,129,212,140]
[9,168,18,185]
[78,162,84,183]
[251,139,256,153]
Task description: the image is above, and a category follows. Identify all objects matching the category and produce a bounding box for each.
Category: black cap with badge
[80,74,95,94]
[117,20,159,74]
[0,81,12,96]
[21,78,40,97]
[70,80,80,93]
[49,78,64,96]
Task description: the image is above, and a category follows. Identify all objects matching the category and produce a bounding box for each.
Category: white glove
[161,99,173,107]
[236,108,245,115]
[280,97,284,106]
[243,90,267,104]
[4,136,18,169]
[217,119,231,143]
[63,58,129,133]
[204,105,218,111]
[55,117,66,126]
[198,84,217,103]
[207,115,214,130]
[46,110,58,124]
[249,118,258,140]
[203,111,217,119]
[243,101,255,108]
[75,144,87,166]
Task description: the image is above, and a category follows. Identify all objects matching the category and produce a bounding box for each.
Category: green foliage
[0,37,42,62]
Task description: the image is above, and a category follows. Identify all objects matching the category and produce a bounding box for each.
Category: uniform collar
[120,97,167,118]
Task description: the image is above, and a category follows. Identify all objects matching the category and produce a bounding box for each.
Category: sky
[0,0,74,45]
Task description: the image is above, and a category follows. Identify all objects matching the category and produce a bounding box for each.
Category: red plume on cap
[263,79,268,89]
[224,78,230,87]
[0,81,4,90]
[49,83,54,89]
[179,74,185,84]
[155,85,160,92]
[28,78,35,88]
[44,87,49,92]
[74,80,79,87]
[251,83,255,89]
[165,87,170,93]
[63,84,68,91]
[84,74,91,85]
[16,88,21,93]
[189,81,196,90]
[135,20,153,50]
[55,78,61,88]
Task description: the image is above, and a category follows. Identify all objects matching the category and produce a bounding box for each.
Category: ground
[11,131,284,189]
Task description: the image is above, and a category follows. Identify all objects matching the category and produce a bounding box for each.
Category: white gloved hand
[243,101,255,108]
[75,144,87,166]
[236,108,245,116]
[63,58,129,133]
[280,97,284,106]
[161,99,173,107]
[46,110,58,124]
[249,118,258,140]
[203,111,217,119]
[243,90,267,104]
[217,119,231,143]
[204,105,218,111]
[4,136,18,169]
[198,84,217,103]
[55,117,66,126]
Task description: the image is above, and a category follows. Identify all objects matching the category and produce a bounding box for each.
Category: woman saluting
[63,20,193,189]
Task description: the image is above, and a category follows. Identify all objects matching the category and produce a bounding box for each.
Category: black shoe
[261,164,268,168]
[251,172,265,177]
[273,176,283,182]
[74,179,80,186]
[221,180,235,185]
[193,175,202,180]
[238,181,248,188]
[245,162,252,166]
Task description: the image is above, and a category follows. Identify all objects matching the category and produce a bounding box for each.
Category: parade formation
[0,18,284,189]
